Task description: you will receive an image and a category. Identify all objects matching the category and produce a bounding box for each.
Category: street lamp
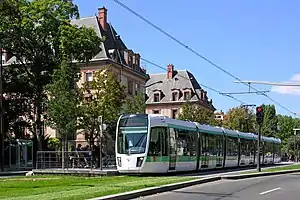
[293,128,300,162]
[0,49,4,171]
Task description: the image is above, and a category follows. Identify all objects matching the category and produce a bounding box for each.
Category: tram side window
[176,129,188,156]
[227,136,238,156]
[175,129,197,156]
[148,127,168,156]
[216,135,224,155]
[201,133,208,156]
[250,140,255,156]
[240,139,250,156]
[188,132,197,156]
[240,139,245,156]
[209,134,217,156]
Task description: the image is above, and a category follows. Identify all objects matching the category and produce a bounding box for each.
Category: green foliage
[122,91,146,114]
[178,102,217,126]
[284,134,300,155]
[3,65,34,139]
[45,60,82,140]
[0,0,102,149]
[222,106,256,133]
[276,115,300,150]
[47,138,60,151]
[261,104,278,137]
[79,66,126,144]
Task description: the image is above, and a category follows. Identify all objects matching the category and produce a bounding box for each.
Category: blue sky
[73,0,300,117]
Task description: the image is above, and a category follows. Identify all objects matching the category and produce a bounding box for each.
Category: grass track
[0,175,196,200]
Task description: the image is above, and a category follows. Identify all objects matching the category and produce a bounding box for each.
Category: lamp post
[98,116,103,170]
[293,128,300,162]
[0,49,3,172]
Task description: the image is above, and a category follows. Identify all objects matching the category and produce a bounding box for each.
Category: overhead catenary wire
[113,0,298,117]
[141,57,246,105]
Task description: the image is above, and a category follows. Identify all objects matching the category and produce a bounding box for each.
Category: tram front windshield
[117,115,148,155]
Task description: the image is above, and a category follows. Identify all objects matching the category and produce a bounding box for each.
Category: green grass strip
[0,175,196,200]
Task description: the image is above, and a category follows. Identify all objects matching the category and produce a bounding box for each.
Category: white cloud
[271,73,300,95]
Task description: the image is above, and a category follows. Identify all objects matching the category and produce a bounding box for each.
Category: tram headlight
[117,157,122,167]
[136,157,144,167]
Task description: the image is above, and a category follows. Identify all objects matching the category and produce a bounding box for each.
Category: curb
[89,176,221,200]
[32,169,119,176]
[221,169,300,180]
[0,171,29,176]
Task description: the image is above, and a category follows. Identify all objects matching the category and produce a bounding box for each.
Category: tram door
[168,128,177,171]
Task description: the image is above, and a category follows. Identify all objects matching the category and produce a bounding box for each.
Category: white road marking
[260,187,281,195]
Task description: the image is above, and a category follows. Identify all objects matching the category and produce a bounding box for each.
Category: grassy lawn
[0,175,196,200]
[263,163,300,172]
[241,163,300,174]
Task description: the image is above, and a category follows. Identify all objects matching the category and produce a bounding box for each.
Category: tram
[115,114,281,173]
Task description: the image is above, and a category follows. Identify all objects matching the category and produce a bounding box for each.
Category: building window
[135,83,139,95]
[183,91,191,100]
[153,110,160,114]
[85,72,93,83]
[128,79,133,95]
[154,93,160,102]
[172,92,178,101]
[172,109,178,119]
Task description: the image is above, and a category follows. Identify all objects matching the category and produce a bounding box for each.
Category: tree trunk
[35,92,43,151]
[61,134,68,169]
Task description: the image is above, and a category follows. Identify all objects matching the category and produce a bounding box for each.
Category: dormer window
[154,93,160,102]
[183,91,191,100]
[172,92,178,101]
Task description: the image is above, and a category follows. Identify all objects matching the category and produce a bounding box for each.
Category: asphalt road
[134,173,300,200]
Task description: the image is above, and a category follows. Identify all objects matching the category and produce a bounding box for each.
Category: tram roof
[147,114,282,143]
[196,123,224,135]
[153,115,198,131]
[221,128,239,138]
[237,131,255,140]
[262,136,274,143]
[274,138,282,144]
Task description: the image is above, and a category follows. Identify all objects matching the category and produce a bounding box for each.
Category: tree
[79,66,126,146]
[178,102,217,126]
[276,115,300,152]
[0,0,102,150]
[45,59,82,151]
[3,65,34,139]
[284,134,300,157]
[222,106,256,133]
[122,91,146,114]
[261,104,278,137]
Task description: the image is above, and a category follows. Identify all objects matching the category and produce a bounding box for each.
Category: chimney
[98,7,107,31]
[132,53,136,69]
[124,49,129,65]
[167,64,174,79]
[135,53,140,68]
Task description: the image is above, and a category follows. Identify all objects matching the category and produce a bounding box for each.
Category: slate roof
[145,70,216,110]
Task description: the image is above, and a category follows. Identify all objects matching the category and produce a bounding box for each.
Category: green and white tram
[115,114,281,173]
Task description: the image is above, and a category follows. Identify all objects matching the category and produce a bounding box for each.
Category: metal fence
[36,151,116,170]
